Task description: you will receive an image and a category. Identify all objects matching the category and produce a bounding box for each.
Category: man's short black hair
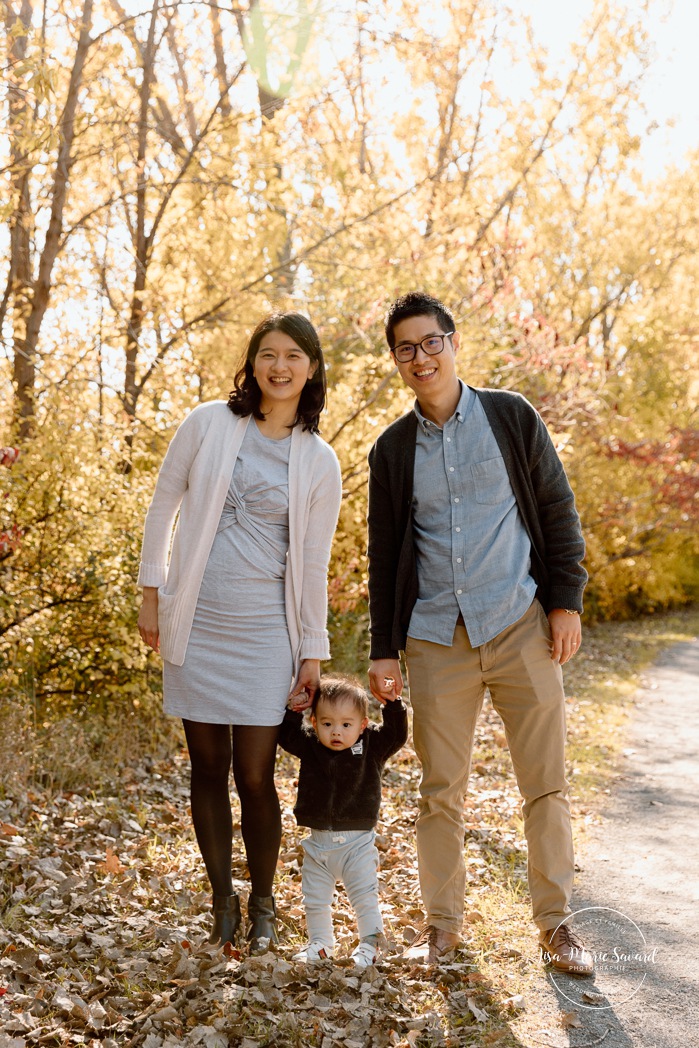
[385,291,455,350]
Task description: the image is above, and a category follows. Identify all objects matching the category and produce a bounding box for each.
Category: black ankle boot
[209,894,241,946]
[247,894,278,955]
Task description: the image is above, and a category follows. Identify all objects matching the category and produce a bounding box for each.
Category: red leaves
[0,448,20,468]
[0,448,22,556]
[0,524,22,555]
[603,428,699,515]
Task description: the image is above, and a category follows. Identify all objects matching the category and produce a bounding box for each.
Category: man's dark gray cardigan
[367,386,587,661]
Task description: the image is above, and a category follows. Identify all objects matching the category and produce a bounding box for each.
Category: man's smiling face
[391,313,459,404]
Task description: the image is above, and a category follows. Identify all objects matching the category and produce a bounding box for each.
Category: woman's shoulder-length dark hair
[227,312,327,433]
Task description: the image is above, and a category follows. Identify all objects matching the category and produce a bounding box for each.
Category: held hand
[548,609,581,665]
[368,658,403,705]
[138,588,160,653]
[287,659,321,711]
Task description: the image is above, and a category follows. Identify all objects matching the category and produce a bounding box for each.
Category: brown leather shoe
[540,924,594,976]
[404,925,461,963]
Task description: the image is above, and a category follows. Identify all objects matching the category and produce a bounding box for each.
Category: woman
[137,312,342,954]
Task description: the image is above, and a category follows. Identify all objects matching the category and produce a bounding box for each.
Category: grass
[564,607,699,795]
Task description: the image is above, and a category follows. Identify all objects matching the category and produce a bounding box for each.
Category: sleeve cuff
[369,637,401,661]
[137,562,167,588]
[300,628,331,662]
[546,589,584,614]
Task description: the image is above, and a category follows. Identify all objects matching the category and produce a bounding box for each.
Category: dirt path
[513,637,699,1048]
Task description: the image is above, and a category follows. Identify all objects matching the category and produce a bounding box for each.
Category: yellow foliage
[1,0,698,716]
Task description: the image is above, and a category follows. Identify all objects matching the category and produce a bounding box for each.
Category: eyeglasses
[392,332,454,363]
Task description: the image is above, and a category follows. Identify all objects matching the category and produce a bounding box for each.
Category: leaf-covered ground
[6,611,699,1048]
[0,693,601,1048]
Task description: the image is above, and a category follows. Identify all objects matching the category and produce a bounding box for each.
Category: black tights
[182,720,281,898]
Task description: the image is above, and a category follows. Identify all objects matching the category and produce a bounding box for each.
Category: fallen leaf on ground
[582,990,608,1005]
[0,696,563,1046]
[101,846,125,874]
[467,995,488,1023]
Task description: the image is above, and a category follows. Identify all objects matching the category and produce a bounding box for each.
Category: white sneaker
[293,939,334,962]
[351,940,378,967]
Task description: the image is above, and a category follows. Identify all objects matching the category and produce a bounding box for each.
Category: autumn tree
[1,0,697,714]
[2,0,96,436]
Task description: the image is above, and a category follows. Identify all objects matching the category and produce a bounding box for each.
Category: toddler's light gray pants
[301,828,383,946]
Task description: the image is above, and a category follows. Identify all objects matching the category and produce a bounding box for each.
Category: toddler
[279,673,407,966]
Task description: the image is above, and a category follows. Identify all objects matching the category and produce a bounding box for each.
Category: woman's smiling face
[252,331,317,414]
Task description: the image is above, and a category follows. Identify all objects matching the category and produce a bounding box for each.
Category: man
[367,291,593,974]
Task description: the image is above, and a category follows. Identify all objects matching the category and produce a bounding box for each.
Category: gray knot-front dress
[163,420,294,725]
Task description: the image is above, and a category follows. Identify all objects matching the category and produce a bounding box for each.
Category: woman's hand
[287,658,321,711]
[138,587,160,653]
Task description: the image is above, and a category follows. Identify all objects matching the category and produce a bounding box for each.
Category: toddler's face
[312,697,368,751]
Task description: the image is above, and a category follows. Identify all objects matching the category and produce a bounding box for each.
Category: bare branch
[326,369,398,446]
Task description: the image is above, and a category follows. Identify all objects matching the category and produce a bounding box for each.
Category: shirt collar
[413,380,473,433]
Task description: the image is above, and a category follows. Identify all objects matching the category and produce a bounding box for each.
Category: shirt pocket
[470,456,511,505]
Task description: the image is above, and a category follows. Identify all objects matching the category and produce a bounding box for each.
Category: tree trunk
[3,0,36,437]
[4,0,95,438]
[121,0,159,455]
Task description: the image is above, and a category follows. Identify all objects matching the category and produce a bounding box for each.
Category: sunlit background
[528,0,699,174]
[1,0,698,712]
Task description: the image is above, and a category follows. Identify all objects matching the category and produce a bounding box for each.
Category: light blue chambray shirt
[408,382,537,648]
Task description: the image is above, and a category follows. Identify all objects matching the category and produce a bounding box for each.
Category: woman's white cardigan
[137,402,343,670]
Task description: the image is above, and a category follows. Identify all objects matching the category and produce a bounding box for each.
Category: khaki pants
[405,599,574,934]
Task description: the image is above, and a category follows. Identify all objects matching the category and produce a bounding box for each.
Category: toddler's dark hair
[312,673,369,719]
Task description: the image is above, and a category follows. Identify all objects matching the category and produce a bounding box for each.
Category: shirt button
[456,557,462,563]
[457,588,463,594]
[454,497,460,503]
[449,466,455,472]
[455,527,461,532]
[446,437,452,442]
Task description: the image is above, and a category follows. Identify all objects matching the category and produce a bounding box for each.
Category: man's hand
[548,609,582,665]
[369,658,403,705]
